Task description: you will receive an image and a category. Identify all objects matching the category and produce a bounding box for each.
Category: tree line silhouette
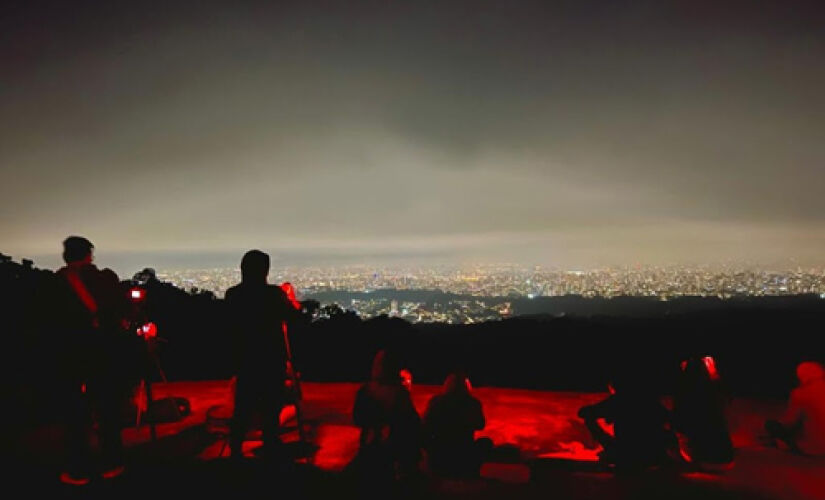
[2,254,824,432]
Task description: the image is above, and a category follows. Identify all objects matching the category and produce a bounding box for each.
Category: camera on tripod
[130,287,145,302]
[126,284,158,340]
[123,280,189,432]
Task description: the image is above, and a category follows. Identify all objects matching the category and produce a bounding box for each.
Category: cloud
[2,1,824,264]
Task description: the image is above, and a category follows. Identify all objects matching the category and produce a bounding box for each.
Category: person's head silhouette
[442,371,472,396]
[62,236,94,265]
[797,361,825,387]
[371,349,402,384]
[240,249,269,284]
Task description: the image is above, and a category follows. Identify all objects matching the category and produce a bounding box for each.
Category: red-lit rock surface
[15,381,825,499]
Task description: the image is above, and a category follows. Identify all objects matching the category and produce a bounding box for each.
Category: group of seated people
[350,349,490,482]
[348,352,825,482]
[578,355,735,471]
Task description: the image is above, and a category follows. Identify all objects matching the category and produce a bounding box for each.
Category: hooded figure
[422,372,490,478]
[766,362,825,456]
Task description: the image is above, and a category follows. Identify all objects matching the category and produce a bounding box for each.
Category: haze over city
[3,1,825,275]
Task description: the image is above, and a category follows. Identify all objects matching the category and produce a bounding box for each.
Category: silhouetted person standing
[765,361,825,456]
[422,371,491,478]
[578,370,675,470]
[54,236,130,485]
[224,250,297,459]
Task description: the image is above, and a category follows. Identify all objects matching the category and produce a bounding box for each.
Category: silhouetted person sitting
[53,236,130,485]
[672,356,734,468]
[765,361,825,456]
[351,349,421,483]
[422,371,492,478]
[224,250,298,460]
[578,369,675,470]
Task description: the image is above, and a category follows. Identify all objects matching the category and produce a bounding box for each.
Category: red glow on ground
[480,463,531,483]
[682,471,723,481]
[24,380,821,499]
[538,441,602,461]
[312,424,361,470]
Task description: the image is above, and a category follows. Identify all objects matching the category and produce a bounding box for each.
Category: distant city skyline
[5,249,823,324]
[3,2,824,267]
[12,247,825,281]
[151,261,825,297]
[156,263,825,323]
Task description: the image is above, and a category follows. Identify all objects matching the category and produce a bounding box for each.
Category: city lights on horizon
[153,263,825,324]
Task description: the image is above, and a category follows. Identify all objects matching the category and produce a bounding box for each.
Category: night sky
[3,1,824,271]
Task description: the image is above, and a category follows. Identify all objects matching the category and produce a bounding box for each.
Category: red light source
[703,356,719,380]
[400,369,412,391]
[137,322,157,338]
[681,356,720,381]
[130,287,145,301]
[280,282,301,310]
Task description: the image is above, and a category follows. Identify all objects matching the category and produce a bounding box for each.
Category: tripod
[280,282,315,454]
[131,322,174,441]
[283,320,307,443]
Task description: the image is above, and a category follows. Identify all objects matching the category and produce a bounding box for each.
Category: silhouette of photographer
[53,236,131,485]
[224,250,298,459]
